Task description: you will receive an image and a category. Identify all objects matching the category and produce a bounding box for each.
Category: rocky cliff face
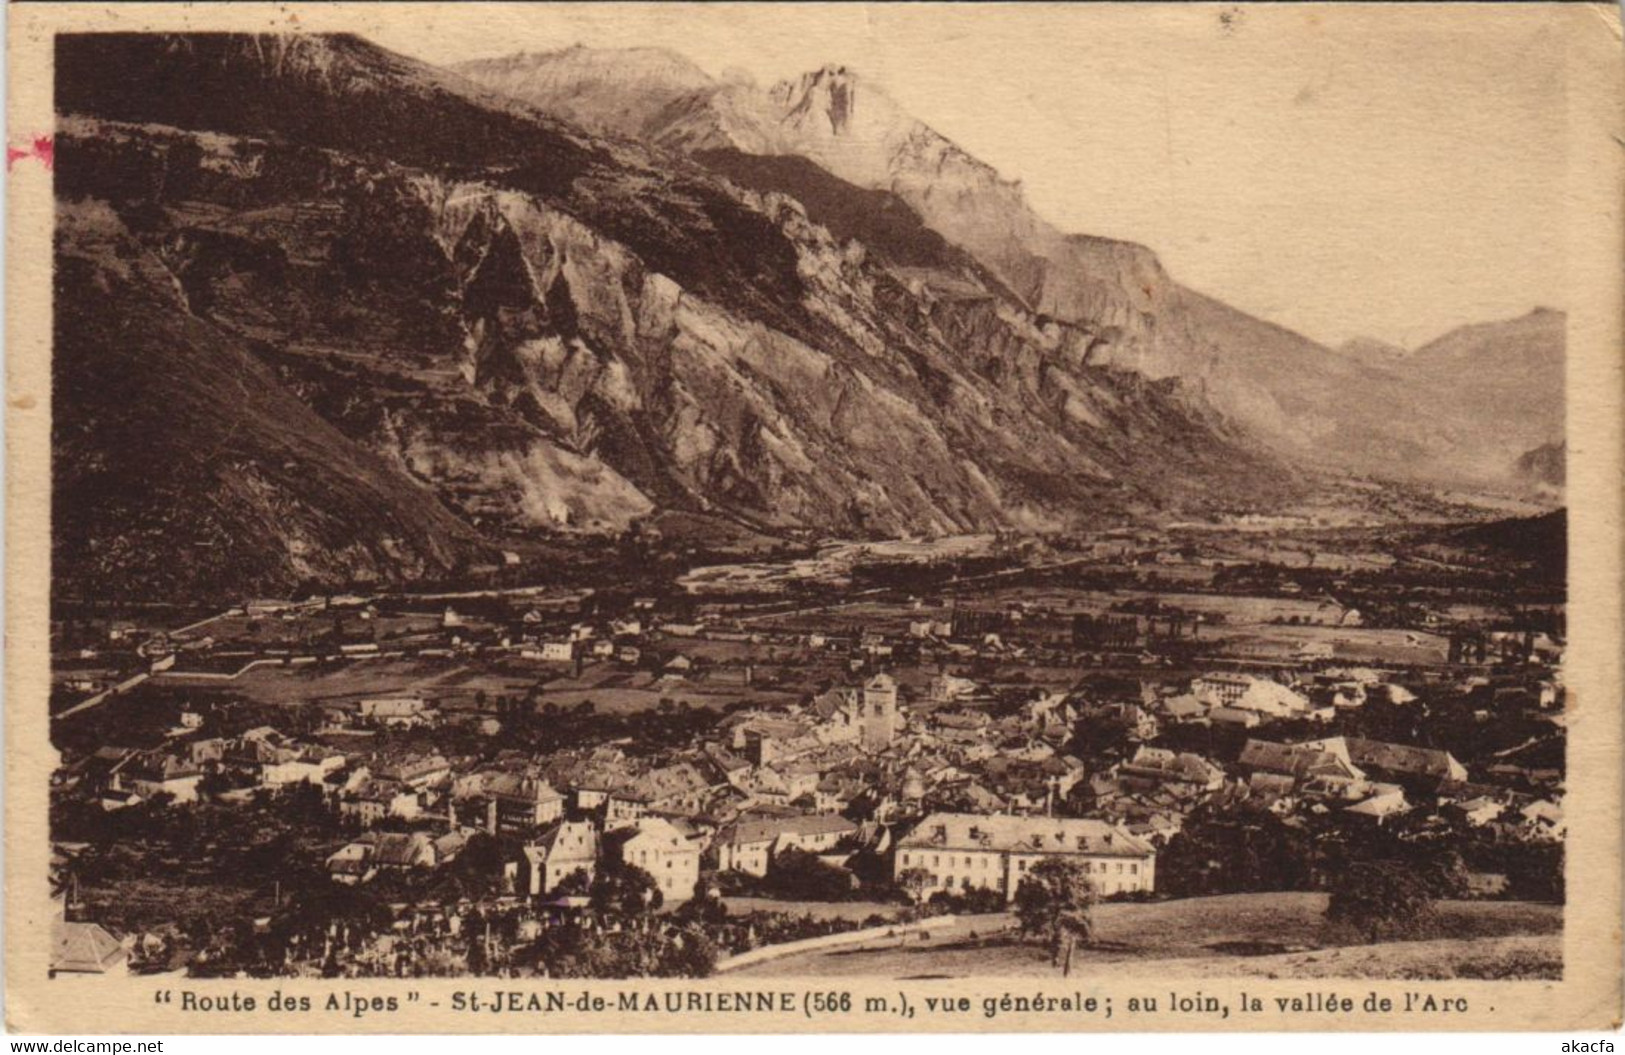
[455,52,1251,377]
[457,48,1566,489]
[53,197,496,601]
[55,33,1290,598]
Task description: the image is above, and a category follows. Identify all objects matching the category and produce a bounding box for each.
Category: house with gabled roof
[119,750,204,804]
[1447,795,1506,827]
[1305,736,1468,786]
[1518,799,1565,841]
[453,768,565,833]
[262,744,347,787]
[1343,785,1410,824]
[623,762,714,814]
[1209,706,1262,729]
[1239,739,1366,786]
[1157,693,1210,724]
[339,778,420,827]
[710,813,859,876]
[1116,746,1225,793]
[369,831,439,869]
[523,820,599,896]
[374,751,451,790]
[325,830,438,881]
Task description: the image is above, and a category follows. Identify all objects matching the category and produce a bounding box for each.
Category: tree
[658,926,720,977]
[1157,802,1318,897]
[1419,848,1472,900]
[591,859,663,917]
[671,887,728,927]
[1067,713,1129,765]
[764,848,855,901]
[444,832,508,898]
[1325,859,1438,942]
[528,920,717,978]
[196,769,235,801]
[897,867,932,905]
[1013,858,1098,974]
[466,934,490,975]
[1502,841,1564,903]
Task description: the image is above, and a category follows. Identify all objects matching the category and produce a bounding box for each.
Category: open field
[1212,624,1449,664]
[966,586,1356,627]
[1104,934,1560,980]
[743,583,1451,665]
[679,536,999,594]
[723,893,1561,979]
[155,653,798,715]
[173,608,455,648]
[534,680,796,714]
[157,656,541,708]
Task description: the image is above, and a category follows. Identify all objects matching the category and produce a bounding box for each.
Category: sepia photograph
[6,0,1621,1036]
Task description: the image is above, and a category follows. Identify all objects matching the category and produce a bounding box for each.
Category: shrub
[924,886,1006,915]
[1325,859,1439,942]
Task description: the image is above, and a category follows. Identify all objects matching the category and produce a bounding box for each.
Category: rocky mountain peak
[451,45,716,139]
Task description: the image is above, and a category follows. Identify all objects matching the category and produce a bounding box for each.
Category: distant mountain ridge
[457,46,1566,489]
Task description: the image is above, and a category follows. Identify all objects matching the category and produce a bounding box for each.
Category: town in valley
[43,26,1569,985]
[50,509,1566,980]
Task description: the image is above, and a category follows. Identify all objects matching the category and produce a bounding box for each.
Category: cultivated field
[157,656,540,708]
[533,667,797,713]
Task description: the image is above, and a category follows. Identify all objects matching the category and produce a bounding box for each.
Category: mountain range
[458,46,1566,483]
[51,34,1562,599]
[53,33,1294,599]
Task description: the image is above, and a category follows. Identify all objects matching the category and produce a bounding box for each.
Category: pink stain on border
[7,135,54,171]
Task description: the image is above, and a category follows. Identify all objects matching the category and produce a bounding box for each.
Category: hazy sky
[361,3,1572,348]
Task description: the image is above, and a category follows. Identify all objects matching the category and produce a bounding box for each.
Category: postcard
[6,1,1620,1034]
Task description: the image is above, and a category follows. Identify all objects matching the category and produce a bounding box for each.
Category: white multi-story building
[1191,672,1255,706]
[614,817,700,904]
[540,640,576,663]
[894,812,1156,900]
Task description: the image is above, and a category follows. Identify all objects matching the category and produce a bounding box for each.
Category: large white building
[614,817,700,904]
[895,812,1156,900]
[1192,672,1256,706]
